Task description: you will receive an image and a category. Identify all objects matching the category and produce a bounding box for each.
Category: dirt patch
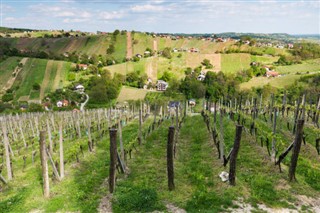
[98,194,113,213]
[146,58,158,81]
[126,31,133,59]
[165,203,186,213]
[153,39,158,52]
[275,178,291,190]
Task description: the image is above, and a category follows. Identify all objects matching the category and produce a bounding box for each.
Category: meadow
[0,57,21,90]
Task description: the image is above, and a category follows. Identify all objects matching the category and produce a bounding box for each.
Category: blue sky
[1,0,319,34]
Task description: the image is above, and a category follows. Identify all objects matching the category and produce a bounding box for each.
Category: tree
[107,44,115,54]
[160,71,174,82]
[162,47,172,59]
[201,59,213,69]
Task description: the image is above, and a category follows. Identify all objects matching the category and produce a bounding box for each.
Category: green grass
[112,34,127,62]
[117,86,149,102]
[0,57,21,90]
[251,55,279,64]
[221,53,251,74]
[239,74,302,90]
[12,58,47,100]
[276,59,320,74]
[132,33,153,55]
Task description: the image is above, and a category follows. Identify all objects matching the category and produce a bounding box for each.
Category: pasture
[239,74,302,90]
[13,58,47,100]
[117,86,149,102]
[276,58,320,74]
[221,53,251,74]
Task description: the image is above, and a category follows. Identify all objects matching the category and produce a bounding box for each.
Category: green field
[221,53,251,74]
[132,33,154,55]
[11,58,70,101]
[251,55,279,64]
[13,58,47,100]
[117,86,149,102]
[239,74,303,90]
[0,57,21,90]
[276,59,320,74]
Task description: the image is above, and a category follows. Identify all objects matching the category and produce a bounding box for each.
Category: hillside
[0,31,319,104]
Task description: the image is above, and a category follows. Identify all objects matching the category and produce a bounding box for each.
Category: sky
[1,0,319,34]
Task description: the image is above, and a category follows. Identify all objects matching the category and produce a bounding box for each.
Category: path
[80,93,89,111]
[153,39,158,52]
[126,31,133,59]
[3,57,28,92]
[40,60,54,100]
[52,61,64,90]
[146,58,158,81]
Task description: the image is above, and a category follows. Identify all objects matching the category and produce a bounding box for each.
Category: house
[136,54,142,58]
[266,70,279,78]
[78,64,88,70]
[197,74,206,81]
[62,100,69,107]
[156,80,168,91]
[57,101,63,108]
[75,84,85,93]
[189,99,196,106]
[144,51,151,56]
[288,43,294,49]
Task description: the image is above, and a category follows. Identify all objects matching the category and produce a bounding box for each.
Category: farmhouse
[266,70,279,77]
[75,84,85,93]
[78,64,88,70]
[156,80,168,91]
[197,74,206,81]
[57,101,63,108]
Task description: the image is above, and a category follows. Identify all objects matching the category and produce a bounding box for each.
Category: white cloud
[28,4,93,18]
[131,4,169,12]
[63,18,88,23]
[99,11,123,20]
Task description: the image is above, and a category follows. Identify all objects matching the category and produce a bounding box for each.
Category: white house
[75,84,85,93]
[156,80,168,91]
[57,101,63,108]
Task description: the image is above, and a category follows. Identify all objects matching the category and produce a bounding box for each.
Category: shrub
[68,73,76,81]
[32,83,41,90]
[2,93,14,102]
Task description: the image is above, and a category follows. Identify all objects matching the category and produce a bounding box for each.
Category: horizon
[1,0,319,34]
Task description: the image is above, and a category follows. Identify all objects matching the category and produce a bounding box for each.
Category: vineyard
[0,92,319,212]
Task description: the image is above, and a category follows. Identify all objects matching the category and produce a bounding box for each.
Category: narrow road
[80,93,89,111]
[126,31,133,59]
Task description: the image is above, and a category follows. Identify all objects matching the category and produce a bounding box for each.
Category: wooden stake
[109,129,117,193]
[289,119,304,181]
[167,126,175,191]
[39,131,50,198]
[229,125,243,186]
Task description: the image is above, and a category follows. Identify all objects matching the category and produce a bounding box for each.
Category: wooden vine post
[271,108,277,162]
[138,102,142,145]
[1,122,13,181]
[289,119,304,181]
[39,130,50,198]
[229,125,243,186]
[167,126,175,191]
[118,115,125,168]
[109,129,117,193]
[59,120,65,179]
